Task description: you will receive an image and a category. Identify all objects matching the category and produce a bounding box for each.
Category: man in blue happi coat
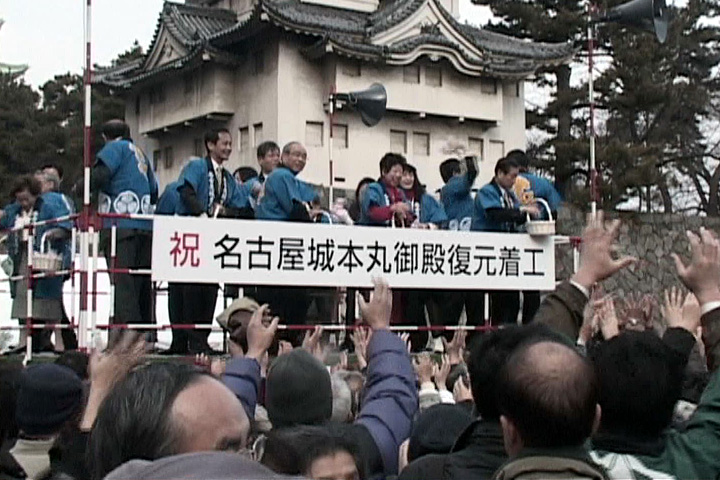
[92,120,158,345]
[254,141,319,340]
[473,156,540,326]
[171,128,250,354]
[438,155,486,333]
[508,149,563,324]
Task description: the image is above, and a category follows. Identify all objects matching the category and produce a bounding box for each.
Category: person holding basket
[472,156,540,326]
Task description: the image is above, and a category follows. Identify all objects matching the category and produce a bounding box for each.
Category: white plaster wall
[223,36,281,173]
[324,110,502,194]
[335,60,504,122]
[275,38,333,187]
[137,66,235,136]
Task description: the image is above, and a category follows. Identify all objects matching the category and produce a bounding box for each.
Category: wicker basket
[33,231,63,272]
[525,198,556,236]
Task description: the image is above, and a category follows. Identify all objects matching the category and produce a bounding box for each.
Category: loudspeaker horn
[594,0,669,43]
[335,83,387,127]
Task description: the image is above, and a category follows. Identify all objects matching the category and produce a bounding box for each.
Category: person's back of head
[55,351,90,381]
[89,363,212,480]
[505,149,530,172]
[101,120,131,141]
[440,158,461,183]
[234,167,258,184]
[104,451,294,480]
[591,331,681,438]
[467,324,568,421]
[266,350,332,429]
[16,364,84,439]
[261,424,364,480]
[497,341,599,454]
[408,403,472,463]
[0,364,23,445]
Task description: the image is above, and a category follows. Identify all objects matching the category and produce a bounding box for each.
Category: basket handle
[525,197,554,222]
[39,231,52,254]
[314,211,333,225]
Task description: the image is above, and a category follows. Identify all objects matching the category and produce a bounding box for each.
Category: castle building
[95,0,573,194]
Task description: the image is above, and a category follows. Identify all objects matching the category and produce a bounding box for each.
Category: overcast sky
[0,0,492,88]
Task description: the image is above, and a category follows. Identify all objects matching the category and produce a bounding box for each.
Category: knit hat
[408,403,473,462]
[16,364,84,436]
[266,349,332,429]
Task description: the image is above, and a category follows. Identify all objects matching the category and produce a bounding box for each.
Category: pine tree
[595,0,720,213]
[470,0,588,199]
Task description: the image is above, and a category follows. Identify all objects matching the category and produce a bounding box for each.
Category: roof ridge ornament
[419,21,441,35]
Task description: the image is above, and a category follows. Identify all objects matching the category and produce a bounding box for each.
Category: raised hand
[413,353,434,385]
[661,287,685,329]
[359,278,392,330]
[673,228,720,305]
[351,327,370,370]
[572,211,637,289]
[399,332,412,354]
[433,354,451,391]
[442,330,466,365]
[302,325,324,360]
[453,375,473,403]
[81,331,145,430]
[245,304,280,361]
[596,297,620,340]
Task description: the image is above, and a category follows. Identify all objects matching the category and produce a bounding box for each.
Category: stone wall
[554,208,720,297]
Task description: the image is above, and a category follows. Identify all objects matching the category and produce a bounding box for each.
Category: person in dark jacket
[223,279,418,478]
[490,341,607,480]
[261,424,366,480]
[398,324,568,480]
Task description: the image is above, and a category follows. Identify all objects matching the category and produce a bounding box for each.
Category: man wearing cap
[11,364,84,479]
[216,297,261,355]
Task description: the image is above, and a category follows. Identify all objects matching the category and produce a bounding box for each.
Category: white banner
[151,217,555,290]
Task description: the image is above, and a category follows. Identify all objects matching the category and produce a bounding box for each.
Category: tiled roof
[367,0,426,35]
[263,0,367,35]
[96,0,574,87]
[149,1,237,49]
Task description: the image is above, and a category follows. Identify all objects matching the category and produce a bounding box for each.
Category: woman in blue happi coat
[0,175,72,352]
[398,164,448,351]
[399,163,447,229]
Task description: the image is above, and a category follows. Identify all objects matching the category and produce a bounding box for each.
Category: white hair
[330,373,353,423]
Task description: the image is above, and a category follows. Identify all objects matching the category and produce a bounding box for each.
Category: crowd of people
[0,211,718,480]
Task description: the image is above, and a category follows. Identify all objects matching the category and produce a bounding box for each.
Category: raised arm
[355,279,418,476]
[222,305,279,420]
[535,211,637,340]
